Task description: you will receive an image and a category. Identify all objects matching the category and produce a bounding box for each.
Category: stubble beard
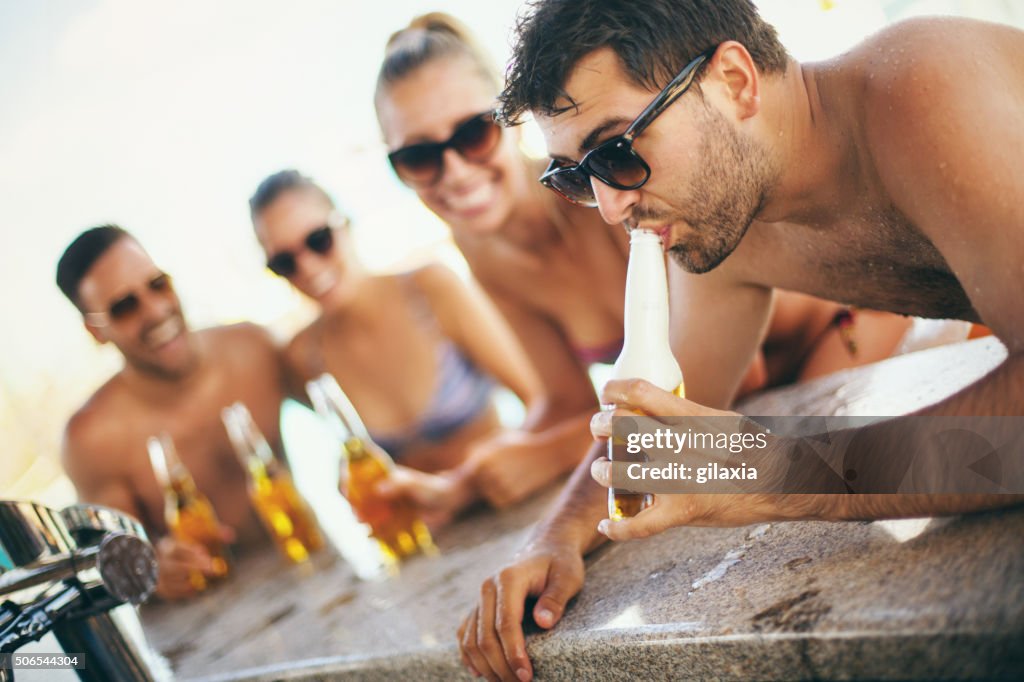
[665,105,774,274]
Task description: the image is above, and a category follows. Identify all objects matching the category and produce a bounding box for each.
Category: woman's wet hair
[249,169,336,221]
[374,12,500,109]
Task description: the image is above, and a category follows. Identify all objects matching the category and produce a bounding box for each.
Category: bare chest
[122,367,280,538]
[315,295,441,432]
[739,206,979,322]
[481,230,627,347]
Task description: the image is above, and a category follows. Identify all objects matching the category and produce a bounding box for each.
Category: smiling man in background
[57,225,289,599]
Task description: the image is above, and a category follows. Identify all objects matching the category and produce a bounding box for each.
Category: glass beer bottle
[146,433,230,589]
[221,402,325,564]
[607,229,685,520]
[306,374,435,561]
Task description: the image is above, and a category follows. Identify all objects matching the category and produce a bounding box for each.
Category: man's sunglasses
[387,111,502,188]
[85,273,174,326]
[266,225,338,278]
[540,47,716,208]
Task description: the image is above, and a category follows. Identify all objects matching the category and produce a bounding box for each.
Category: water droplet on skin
[939,162,947,169]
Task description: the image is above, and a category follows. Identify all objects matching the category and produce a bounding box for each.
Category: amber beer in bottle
[146,433,230,589]
[607,229,685,520]
[306,374,435,561]
[221,402,324,563]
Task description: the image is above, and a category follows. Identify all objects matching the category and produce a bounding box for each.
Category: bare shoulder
[62,379,130,478]
[406,262,472,319]
[203,322,283,367]
[281,320,318,379]
[408,261,465,293]
[851,17,1024,136]
[205,322,278,353]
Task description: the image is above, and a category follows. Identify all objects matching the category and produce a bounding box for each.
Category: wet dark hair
[374,12,500,110]
[248,169,336,220]
[56,224,131,310]
[499,0,788,124]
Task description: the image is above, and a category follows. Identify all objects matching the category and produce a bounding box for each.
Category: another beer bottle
[607,229,685,520]
[146,432,230,590]
[221,402,325,564]
[306,374,435,561]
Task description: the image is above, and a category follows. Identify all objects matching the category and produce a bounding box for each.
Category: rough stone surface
[140,338,1024,680]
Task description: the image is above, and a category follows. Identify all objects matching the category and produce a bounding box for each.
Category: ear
[83,317,109,344]
[706,41,761,121]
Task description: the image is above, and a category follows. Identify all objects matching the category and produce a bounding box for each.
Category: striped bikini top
[314,273,494,461]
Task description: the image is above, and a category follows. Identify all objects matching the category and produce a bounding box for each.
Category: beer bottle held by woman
[306,374,435,562]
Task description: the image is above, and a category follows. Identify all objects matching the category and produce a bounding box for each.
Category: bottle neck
[613,231,682,390]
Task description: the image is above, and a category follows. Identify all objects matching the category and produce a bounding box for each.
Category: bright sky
[2,0,1021,500]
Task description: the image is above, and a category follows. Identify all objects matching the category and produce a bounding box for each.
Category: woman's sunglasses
[387,111,502,188]
[266,225,336,278]
[540,48,715,208]
[85,273,174,326]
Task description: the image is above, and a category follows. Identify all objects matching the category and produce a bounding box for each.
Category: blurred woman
[250,170,561,522]
[372,16,911,420]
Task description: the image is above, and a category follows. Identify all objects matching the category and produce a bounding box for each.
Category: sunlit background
[3,0,1023,506]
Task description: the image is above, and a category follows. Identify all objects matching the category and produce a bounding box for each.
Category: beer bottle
[305,374,435,561]
[221,402,324,564]
[146,433,230,590]
[607,229,685,520]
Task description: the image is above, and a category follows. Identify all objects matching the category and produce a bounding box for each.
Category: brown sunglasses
[84,273,174,326]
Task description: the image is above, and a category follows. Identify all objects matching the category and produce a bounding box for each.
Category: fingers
[155,538,212,599]
[494,569,532,681]
[216,524,237,544]
[590,457,612,488]
[596,497,678,541]
[456,613,480,677]
[476,580,519,681]
[532,561,580,631]
[460,607,494,680]
[600,378,694,416]
[157,537,212,571]
[589,407,639,439]
[459,566,537,682]
[338,467,349,496]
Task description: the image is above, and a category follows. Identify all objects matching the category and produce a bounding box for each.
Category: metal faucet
[1,501,159,682]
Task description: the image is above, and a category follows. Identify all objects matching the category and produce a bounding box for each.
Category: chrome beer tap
[0,501,159,682]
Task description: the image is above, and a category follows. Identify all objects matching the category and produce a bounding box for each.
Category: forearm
[518,413,593,468]
[821,494,1024,521]
[528,440,609,555]
[522,389,598,432]
[775,353,1024,521]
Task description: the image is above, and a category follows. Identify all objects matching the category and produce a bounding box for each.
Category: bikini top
[573,337,624,366]
[313,273,493,461]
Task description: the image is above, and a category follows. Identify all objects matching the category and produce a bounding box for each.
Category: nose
[438,147,476,185]
[591,177,640,226]
[294,249,328,284]
[139,286,176,322]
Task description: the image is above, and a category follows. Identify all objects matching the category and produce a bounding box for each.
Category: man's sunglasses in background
[387,111,502,187]
[84,273,175,326]
[540,47,716,207]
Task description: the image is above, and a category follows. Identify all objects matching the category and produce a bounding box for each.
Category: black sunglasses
[266,225,338,278]
[387,111,502,187]
[540,47,716,207]
[85,273,174,325]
